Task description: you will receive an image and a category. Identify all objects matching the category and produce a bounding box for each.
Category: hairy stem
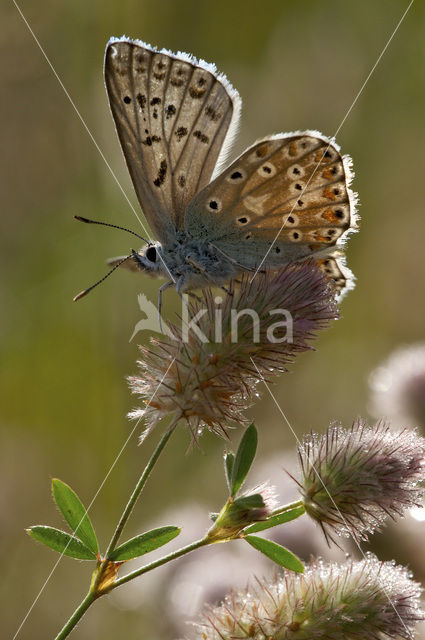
[105,418,179,558]
[54,591,97,640]
[112,537,210,589]
[54,417,180,640]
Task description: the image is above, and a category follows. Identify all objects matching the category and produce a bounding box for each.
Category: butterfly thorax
[135,231,239,291]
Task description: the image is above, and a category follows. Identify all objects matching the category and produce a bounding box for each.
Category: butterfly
[75,37,358,311]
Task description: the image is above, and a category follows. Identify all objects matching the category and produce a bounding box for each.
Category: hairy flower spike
[297,420,425,543]
[129,262,338,439]
[189,554,423,640]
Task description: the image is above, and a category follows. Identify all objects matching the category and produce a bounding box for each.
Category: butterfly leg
[158,280,174,332]
[175,275,194,319]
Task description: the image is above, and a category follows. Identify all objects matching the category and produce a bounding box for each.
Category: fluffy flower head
[189,554,423,639]
[297,420,425,542]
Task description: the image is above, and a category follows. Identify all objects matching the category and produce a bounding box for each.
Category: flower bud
[207,484,277,542]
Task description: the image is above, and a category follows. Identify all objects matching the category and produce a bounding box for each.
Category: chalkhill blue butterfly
[75,37,358,310]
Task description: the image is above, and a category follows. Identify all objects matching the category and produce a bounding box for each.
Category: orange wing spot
[322,208,339,222]
[255,144,269,158]
[314,235,331,243]
[322,168,335,180]
[288,142,298,156]
[315,150,325,162]
[323,186,338,201]
[309,243,323,251]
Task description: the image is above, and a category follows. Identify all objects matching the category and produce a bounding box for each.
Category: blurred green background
[2,0,425,638]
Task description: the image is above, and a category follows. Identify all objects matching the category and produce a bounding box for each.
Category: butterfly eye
[145,246,157,262]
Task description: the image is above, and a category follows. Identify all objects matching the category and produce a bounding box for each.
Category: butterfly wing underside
[184,132,358,295]
[104,38,241,244]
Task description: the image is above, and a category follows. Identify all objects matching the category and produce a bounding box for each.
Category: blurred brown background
[2,1,425,638]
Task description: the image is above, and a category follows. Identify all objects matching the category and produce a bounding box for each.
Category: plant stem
[105,420,178,558]
[54,419,180,640]
[272,499,304,516]
[54,591,96,640]
[112,537,210,589]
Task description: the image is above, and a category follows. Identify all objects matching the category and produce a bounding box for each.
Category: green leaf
[230,424,257,496]
[244,505,305,534]
[245,535,304,573]
[52,478,98,554]
[109,526,181,561]
[27,525,97,560]
[224,452,235,493]
[233,493,265,510]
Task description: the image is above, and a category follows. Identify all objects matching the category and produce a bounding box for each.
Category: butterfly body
[129,233,239,292]
[98,37,359,305]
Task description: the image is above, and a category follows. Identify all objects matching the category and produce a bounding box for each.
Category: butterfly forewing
[104,38,240,242]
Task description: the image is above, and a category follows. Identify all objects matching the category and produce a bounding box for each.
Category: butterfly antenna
[75,215,149,244]
[73,254,133,301]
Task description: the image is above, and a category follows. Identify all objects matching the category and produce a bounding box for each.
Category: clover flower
[189,554,423,640]
[128,261,338,439]
[369,343,425,429]
[296,420,425,543]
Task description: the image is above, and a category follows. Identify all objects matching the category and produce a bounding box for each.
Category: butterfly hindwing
[104,38,241,243]
[185,132,358,273]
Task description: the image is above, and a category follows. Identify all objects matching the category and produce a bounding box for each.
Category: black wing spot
[166,104,176,118]
[193,130,209,144]
[293,167,301,175]
[142,135,161,146]
[275,246,281,253]
[237,217,248,224]
[295,183,303,190]
[293,232,300,239]
[324,150,332,158]
[136,93,146,110]
[297,200,304,207]
[170,77,184,87]
[150,97,161,105]
[287,216,294,224]
[123,96,131,104]
[230,171,243,180]
[245,233,252,240]
[205,105,221,121]
[178,175,186,188]
[175,126,188,140]
[153,160,167,187]
[335,209,344,219]
[209,200,218,210]
[333,188,340,196]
